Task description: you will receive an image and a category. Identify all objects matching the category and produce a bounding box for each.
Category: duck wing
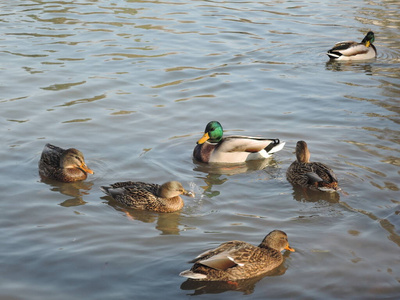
[327,41,370,58]
[308,162,340,191]
[190,241,248,262]
[219,136,280,153]
[101,182,160,208]
[287,161,313,186]
[311,162,338,183]
[195,242,256,271]
[39,143,64,166]
[305,172,324,184]
[197,252,238,270]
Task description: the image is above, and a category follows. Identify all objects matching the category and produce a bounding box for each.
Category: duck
[193,121,285,163]
[39,143,94,182]
[180,230,295,281]
[327,31,377,61]
[286,140,340,192]
[100,181,195,213]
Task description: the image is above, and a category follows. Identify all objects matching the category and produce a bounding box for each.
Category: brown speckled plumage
[100,181,194,213]
[38,143,93,183]
[180,230,294,281]
[286,141,339,192]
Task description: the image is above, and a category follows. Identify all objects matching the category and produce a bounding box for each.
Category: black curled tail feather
[264,139,280,153]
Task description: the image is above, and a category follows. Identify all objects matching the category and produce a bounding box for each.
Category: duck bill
[197,132,210,144]
[365,40,371,47]
[285,245,295,252]
[183,190,195,198]
[80,163,94,174]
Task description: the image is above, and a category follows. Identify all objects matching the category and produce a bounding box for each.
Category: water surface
[1,0,400,299]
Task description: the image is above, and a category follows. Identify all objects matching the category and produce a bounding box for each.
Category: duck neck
[60,168,87,182]
[168,196,184,209]
[155,196,184,213]
[296,145,310,163]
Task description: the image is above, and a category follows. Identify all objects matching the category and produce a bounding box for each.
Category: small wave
[377,46,400,62]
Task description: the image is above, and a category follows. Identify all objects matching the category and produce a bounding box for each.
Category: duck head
[197,121,224,144]
[296,140,311,163]
[361,31,375,47]
[60,148,94,175]
[259,230,295,252]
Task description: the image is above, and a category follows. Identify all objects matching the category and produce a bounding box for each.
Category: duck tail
[100,186,112,196]
[179,270,207,280]
[327,50,341,59]
[265,139,285,154]
[318,181,341,192]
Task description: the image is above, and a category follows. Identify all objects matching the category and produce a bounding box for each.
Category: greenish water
[1,0,399,299]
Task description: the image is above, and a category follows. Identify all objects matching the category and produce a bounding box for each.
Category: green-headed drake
[180,230,295,281]
[287,141,340,192]
[100,181,195,213]
[327,31,377,61]
[193,121,285,164]
[39,143,94,182]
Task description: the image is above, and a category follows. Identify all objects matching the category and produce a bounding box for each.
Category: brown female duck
[39,143,94,182]
[286,140,340,192]
[180,230,295,281]
[100,181,195,213]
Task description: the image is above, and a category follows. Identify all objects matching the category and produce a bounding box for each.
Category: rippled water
[1,0,400,299]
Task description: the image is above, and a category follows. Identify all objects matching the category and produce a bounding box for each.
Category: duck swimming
[100,181,194,213]
[39,143,94,182]
[327,31,376,61]
[286,140,340,192]
[193,121,285,163]
[180,230,295,281]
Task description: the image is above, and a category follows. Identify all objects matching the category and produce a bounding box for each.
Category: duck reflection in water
[325,59,374,74]
[194,158,280,198]
[104,197,183,235]
[290,183,341,203]
[40,177,93,207]
[193,156,274,176]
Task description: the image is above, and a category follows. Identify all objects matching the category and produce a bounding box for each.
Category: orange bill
[285,245,295,252]
[183,190,195,198]
[197,132,210,144]
[80,163,94,174]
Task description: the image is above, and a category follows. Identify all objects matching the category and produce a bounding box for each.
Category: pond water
[1,0,400,299]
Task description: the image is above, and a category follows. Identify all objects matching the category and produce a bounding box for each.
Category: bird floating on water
[100,181,194,213]
[327,31,376,61]
[193,121,285,164]
[39,143,94,182]
[180,230,295,281]
[286,140,340,192]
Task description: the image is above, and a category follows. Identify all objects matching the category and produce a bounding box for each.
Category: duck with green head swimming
[327,31,377,61]
[193,121,285,164]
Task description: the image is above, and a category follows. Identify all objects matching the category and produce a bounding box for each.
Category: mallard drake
[39,143,94,182]
[193,121,285,163]
[286,141,340,192]
[327,31,377,61]
[100,181,195,213]
[180,230,295,281]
